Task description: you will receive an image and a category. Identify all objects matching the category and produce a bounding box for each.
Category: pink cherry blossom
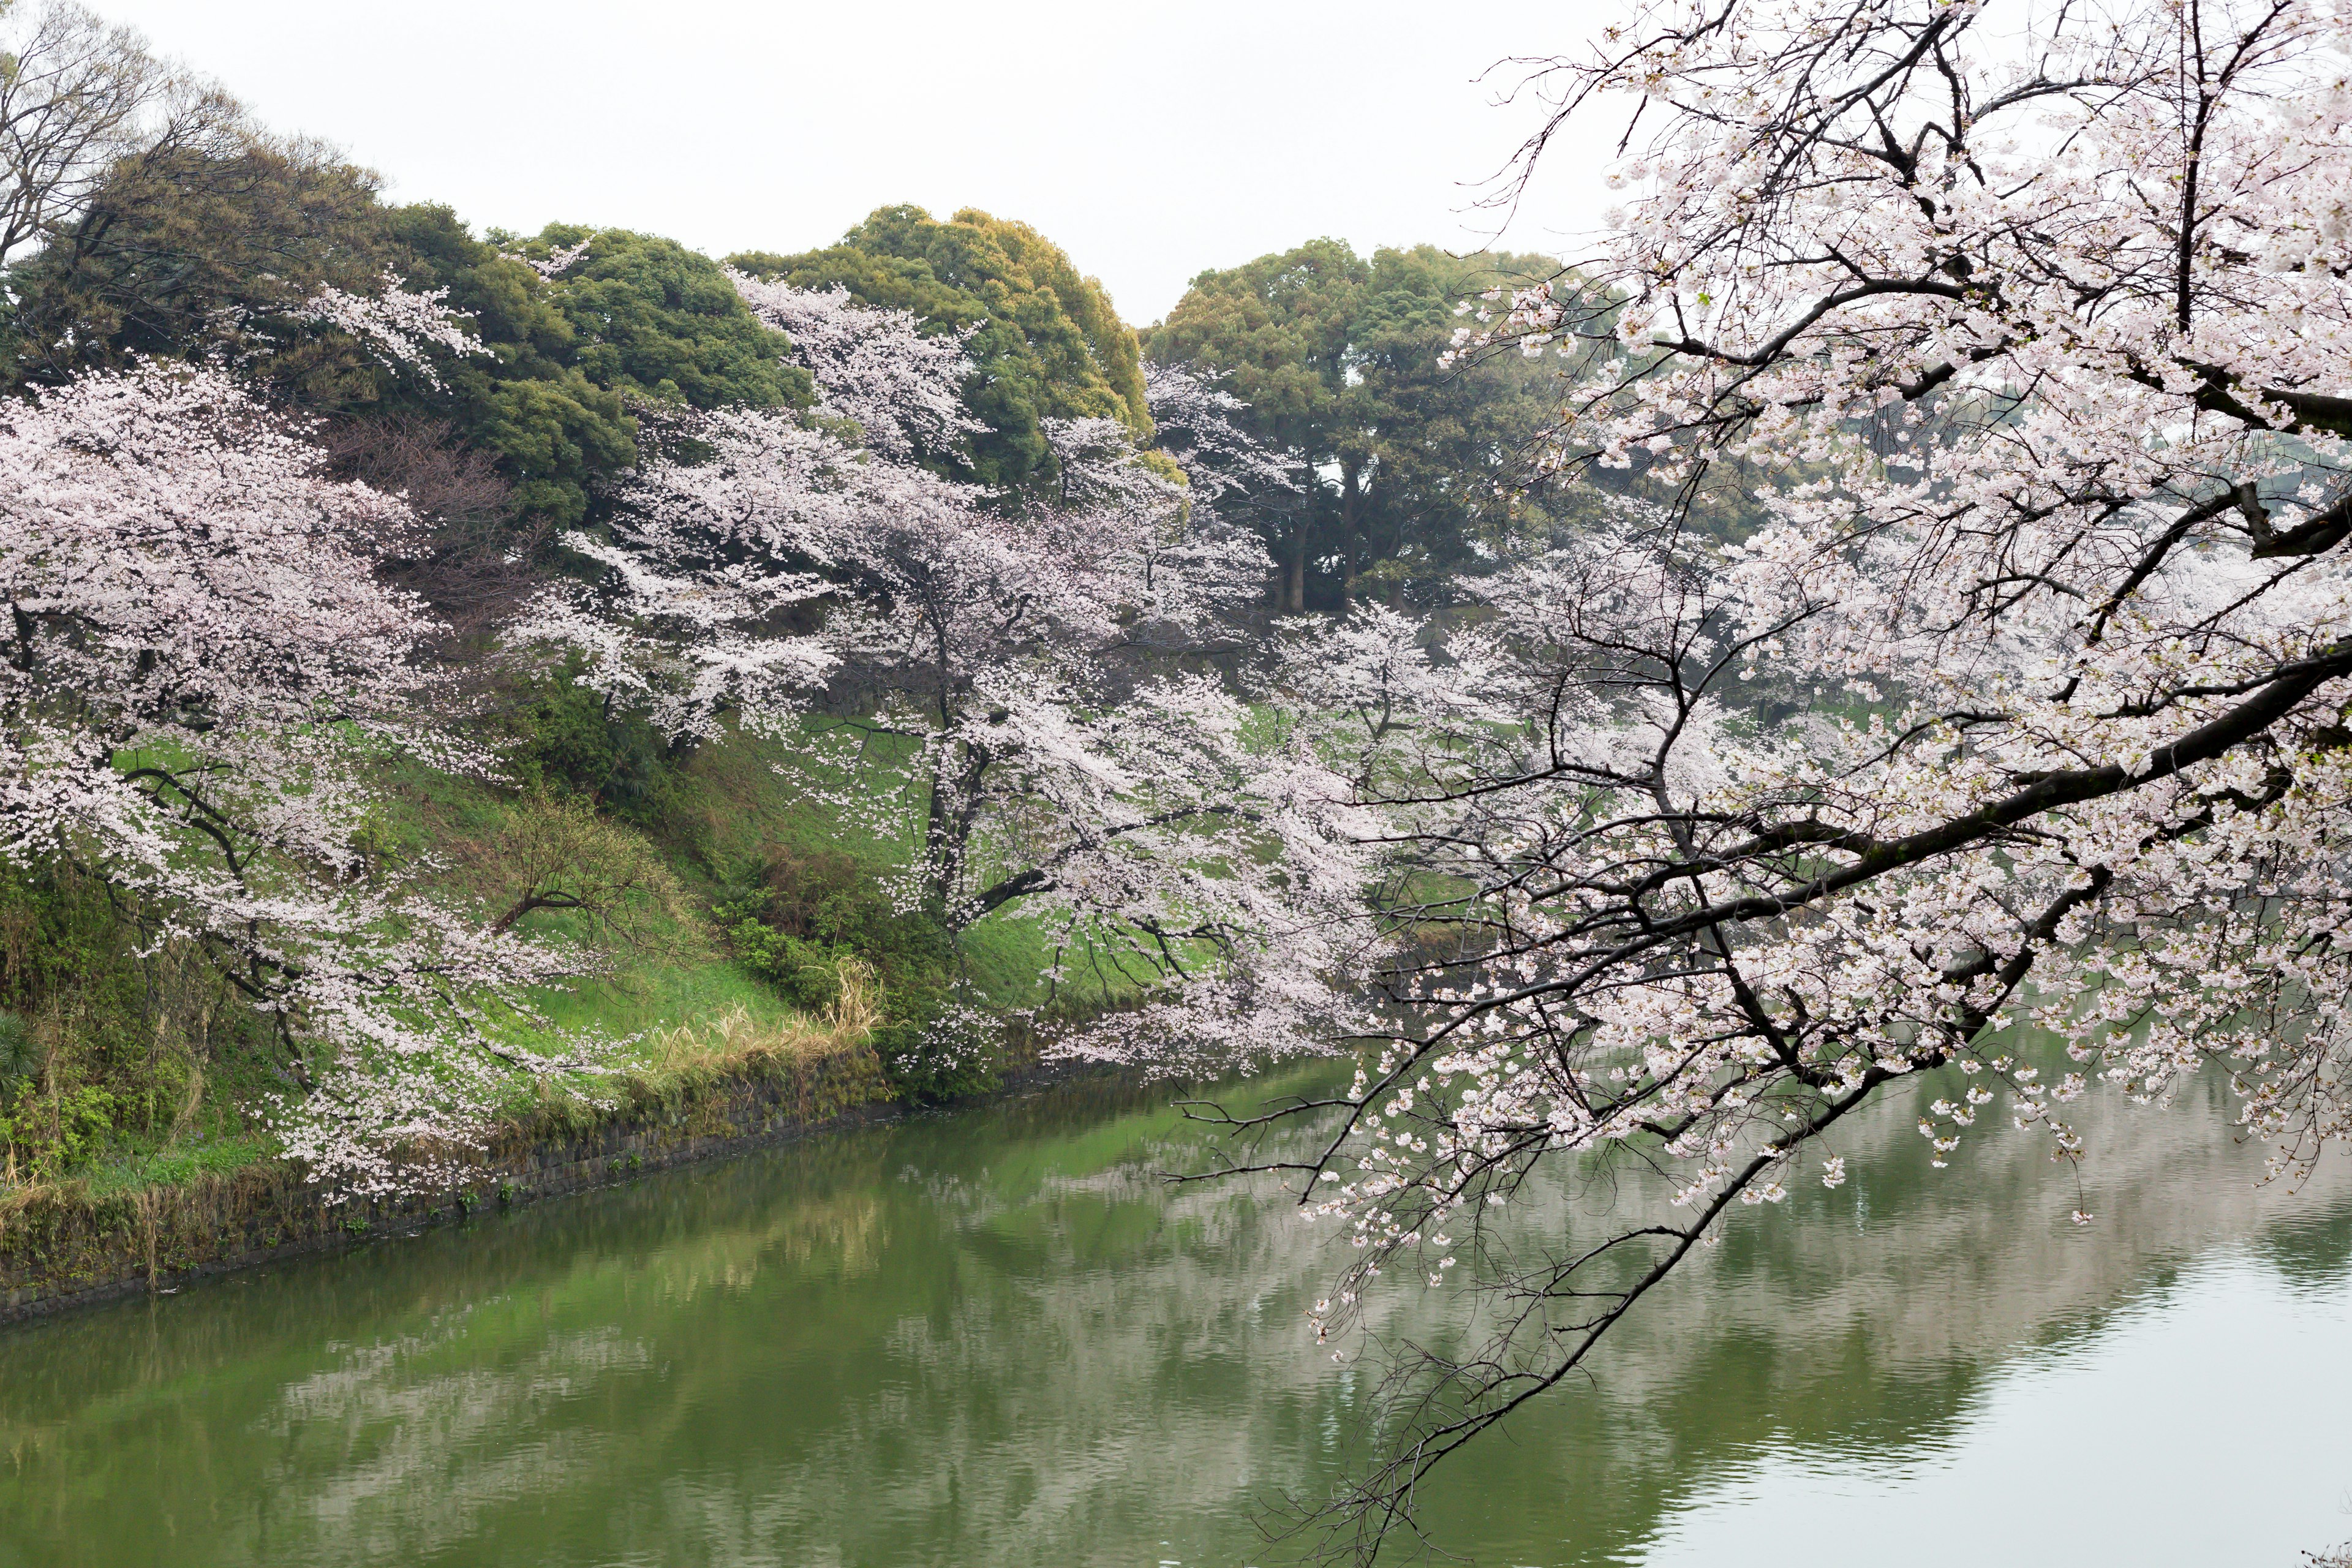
[521,276,1379,1064]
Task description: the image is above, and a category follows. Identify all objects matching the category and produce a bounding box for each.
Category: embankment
[0,1043,892,1325]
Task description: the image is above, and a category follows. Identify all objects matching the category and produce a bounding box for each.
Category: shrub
[714,848,1004,1098]
[869,997,1002,1104]
[726,922,850,1012]
[0,1013,38,1095]
[508,663,680,826]
[454,791,696,951]
[717,849,951,995]
[0,867,250,1175]
[1,1083,123,1183]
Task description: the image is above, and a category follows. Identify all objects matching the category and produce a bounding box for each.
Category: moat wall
[0,1046,894,1325]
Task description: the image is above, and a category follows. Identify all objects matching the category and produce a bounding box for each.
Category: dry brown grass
[643,958,880,1074]
[494,961,888,1153]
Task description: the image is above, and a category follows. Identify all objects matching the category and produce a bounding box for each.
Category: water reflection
[0,1066,2346,1567]
[1635,1247,2352,1567]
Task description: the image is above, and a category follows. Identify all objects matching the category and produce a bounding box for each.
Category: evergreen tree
[1148,239,1567,610]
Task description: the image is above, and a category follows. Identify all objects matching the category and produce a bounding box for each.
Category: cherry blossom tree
[513,401,864,747]
[1139,361,1311,524]
[0,363,605,1197]
[522,276,1373,1054]
[1191,0,2352,1553]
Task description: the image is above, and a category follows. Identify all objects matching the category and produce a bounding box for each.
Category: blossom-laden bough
[1187,0,2352,1556]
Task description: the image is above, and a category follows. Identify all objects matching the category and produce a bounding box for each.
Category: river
[2,1062,2349,1567]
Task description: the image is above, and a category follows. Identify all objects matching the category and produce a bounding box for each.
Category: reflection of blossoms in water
[252,1317,653,1560]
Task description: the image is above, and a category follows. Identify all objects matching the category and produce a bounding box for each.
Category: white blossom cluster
[729,272,983,462]
[295,268,486,388]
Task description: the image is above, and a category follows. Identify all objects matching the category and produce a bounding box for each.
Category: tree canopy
[732,204,1147,488]
[371,206,635,524]
[1147,239,1567,611]
[3,130,397,402]
[509,224,808,412]
[2,149,817,524]
[399,221,810,522]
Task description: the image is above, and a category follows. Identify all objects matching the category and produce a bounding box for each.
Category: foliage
[718,850,946,996]
[4,128,401,401]
[383,216,809,526]
[0,1081,118,1182]
[0,858,259,1186]
[1147,239,1572,609]
[0,103,653,532]
[6,162,810,530]
[733,205,1147,488]
[726,922,848,1012]
[506,665,682,824]
[507,224,810,412]
[1194,0,2352,1553]
[0,2,251,285]
[454,791,693,948]
[375,205,639,524]
[0,1012,36,1092]
[711,846,980,1097]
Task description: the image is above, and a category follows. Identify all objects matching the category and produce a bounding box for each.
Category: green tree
[3,129,401,405]
[1147,239,1567,610]
[375,206,638,525]
[404,221,810,524]
[383,219,812,526]
[733,205,1145,489]
[9,168,812,526]
[511,224,808,412]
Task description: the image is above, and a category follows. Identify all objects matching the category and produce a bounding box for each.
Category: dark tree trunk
[1336,462,1363,608]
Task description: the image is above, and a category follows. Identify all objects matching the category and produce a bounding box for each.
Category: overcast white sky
[89,0,1621,324]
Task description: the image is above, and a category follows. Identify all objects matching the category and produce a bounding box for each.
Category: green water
[4,1065,2350,1567]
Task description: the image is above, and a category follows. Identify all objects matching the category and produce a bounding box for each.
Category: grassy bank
[0,1003,894,1321]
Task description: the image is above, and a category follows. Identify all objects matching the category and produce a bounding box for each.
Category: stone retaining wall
[0,1045,892,1326]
